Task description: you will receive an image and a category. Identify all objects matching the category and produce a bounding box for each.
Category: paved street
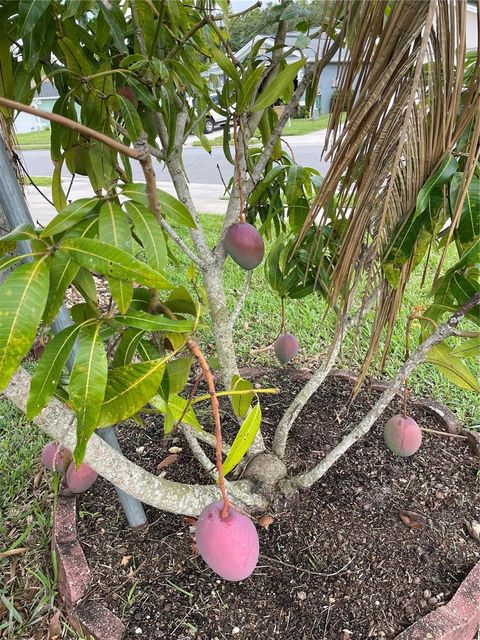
[21,130,331,224]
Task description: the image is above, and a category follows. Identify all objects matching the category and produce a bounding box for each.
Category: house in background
[206,32,343,115]
[14,80,59,133]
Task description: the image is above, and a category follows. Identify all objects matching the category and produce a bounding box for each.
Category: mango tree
[0,0,478,580]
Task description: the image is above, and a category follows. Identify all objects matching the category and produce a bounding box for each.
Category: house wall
[13,97,58,133]
[466,3,478,50]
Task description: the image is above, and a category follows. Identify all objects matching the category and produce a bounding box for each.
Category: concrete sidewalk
[26,179,228,227]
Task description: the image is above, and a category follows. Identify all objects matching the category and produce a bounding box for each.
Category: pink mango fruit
[195,500,259,581]
[384,414,422,457]
[66,461,98,493]
[41,442,70,472]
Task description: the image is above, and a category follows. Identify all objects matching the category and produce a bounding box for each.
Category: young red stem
[187,339,230,517]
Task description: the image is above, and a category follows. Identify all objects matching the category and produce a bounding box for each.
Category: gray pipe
[0,135,146,528]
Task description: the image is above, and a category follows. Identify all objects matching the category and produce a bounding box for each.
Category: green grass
[15,129,51,150]
[193,115,334,147]
[21,175,53,187]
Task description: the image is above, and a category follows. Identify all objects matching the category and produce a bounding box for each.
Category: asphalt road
[20,142,331,185]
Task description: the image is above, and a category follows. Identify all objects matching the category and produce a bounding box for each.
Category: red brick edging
[52,493,125,640]
[52,369,479,640]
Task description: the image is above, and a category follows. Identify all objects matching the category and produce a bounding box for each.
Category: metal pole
[0,136,147,528]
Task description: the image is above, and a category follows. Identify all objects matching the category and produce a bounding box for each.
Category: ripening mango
[41,442,70,472]
[195,500,260,581]
[66,461,98,493]
[224,223,264,270]
[274,333,299,363]
[384,414,422,457]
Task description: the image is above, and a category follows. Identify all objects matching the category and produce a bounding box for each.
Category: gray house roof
[208,31,345,77]
[37,80,59,99]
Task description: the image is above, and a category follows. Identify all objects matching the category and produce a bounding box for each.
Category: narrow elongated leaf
[211,48,242,91]
[119,309,194,333]
[52,160,67,212]
[70,324,108,463]
[237,65,265,113]
[59,238,172,289]
[118,94,144,141]
[40,197,100,238]
[0,224,37,254]
[230,375,255,418]
[451,335,480,358]
[120,185,196,227]
[426,343,479,392]
[222,403,262,475]
[98,359,166,427]
[0,259,50,391]
[27,324,81,419]
[151,392,201,434]
[112,328,145,367]
[251,60,305,112]
[124,201,167,272]
[18,0,51,35]
[99,201,133,313]
[450,174,480,246]
[166,286,198,316]
[125,77,159,111]
[415,154,457,215]
[166,357,192,394]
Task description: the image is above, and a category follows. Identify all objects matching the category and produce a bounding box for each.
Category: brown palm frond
[299,0,480,388]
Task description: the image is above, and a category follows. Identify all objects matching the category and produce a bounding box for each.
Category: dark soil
[77,370,480,640]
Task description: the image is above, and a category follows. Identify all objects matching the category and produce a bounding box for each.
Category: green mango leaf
[59,36,92,76]
[118,94,144,141]
[230,374,255,418]
[27,324,81,419]
[415,153,457,215]
[124,201,167,272]
[451,335,480,358]
[18,0,51,35]
[73,268,98,307]
[59,237,172,289]
[112,328,145,367]
[151,392,202,434]
[98,1,128,53]
[222,403,262,475]
[211,48,242,91]
[119,309,194,333]
[165,286,198,316]
[0,224,37,254]
[125,77,159,111]
[425,342,479,393]
[166,357,192,394]
[52,159,67,212]
[99,201,134,314]
[40,197,100,238]
[251,60,305,112]
[0,259,50,391]
[121,185,196,228]
[98,359,166,427]
[450,174,480,246]
[69,324,108,463]
[43,218,98,324]
[237,65,265,113]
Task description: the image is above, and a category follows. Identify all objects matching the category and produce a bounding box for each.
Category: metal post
[0,135,147,528]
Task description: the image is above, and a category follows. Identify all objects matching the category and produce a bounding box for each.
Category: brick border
[52,492,125,640]
[51,369,478,640]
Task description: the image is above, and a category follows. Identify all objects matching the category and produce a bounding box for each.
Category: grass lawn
[193,115,333,147]
[21,175,53,187]
[15,129,51,150]
[0,213,478,638]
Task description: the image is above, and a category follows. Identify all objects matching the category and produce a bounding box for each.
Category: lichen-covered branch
[3,368,267,516]
[285,293,479,490]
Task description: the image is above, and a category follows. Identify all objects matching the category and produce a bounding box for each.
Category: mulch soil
[76,369,480,640]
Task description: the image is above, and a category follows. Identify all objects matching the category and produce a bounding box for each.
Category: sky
[229,0,281,11]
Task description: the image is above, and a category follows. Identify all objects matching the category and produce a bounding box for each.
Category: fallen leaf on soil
[399,511,427,529]
[340,631,353,640]
[157,454,178,471]
[0,547,28,559]
[121,555,132,566]
[48,610,62,639]
[466,520,480,542]
[168,446,182,454]
[183,516,197,527]
[33,469,43,488]
[258,515,274,529]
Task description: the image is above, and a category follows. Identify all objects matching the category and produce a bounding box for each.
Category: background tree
[0,0,478,565]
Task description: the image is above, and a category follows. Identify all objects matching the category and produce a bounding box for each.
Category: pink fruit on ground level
[383,414,422,457]
[195,500,260,581]
[224,223,264,270]
[66,461,98,493]
[274,333,299,363]
[41,442,70,472]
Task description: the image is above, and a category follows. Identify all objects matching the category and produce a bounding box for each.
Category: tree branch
[285,293,479,490]
[180,424,217,480]
[0,97,140,160]
[3,368,267,515]
[229,271,253,329]
[273,290,377,458]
